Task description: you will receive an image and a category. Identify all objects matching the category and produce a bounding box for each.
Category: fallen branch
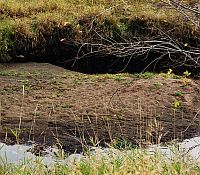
[73,39,200,71]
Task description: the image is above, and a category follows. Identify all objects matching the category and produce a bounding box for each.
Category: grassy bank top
[0,0,199,62]
[1,0,196,30]
[0,0,184,22]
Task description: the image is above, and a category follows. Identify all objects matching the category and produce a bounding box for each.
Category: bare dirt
[0,63,200,153]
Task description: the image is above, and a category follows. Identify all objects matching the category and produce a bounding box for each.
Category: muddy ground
[0,63,200,153]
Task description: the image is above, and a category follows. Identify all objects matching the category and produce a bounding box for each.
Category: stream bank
[0,63,200,153]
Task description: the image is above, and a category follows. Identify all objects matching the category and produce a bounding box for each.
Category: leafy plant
[9,128,20,144]
[175,91,183,97]
[182,70,191,86]
[172,100,181,109]
[167,68,173,75]
[166,68,173,78]
[183,70,191,77]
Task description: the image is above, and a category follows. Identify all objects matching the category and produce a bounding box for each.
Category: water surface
[1,136,200,165]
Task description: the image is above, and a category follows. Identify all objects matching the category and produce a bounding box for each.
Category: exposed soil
[0,63,200,153]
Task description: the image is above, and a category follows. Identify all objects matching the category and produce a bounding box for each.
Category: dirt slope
[0,63,200,152]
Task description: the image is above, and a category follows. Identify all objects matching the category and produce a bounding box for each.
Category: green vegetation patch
[0,147,199,175]
[0,20,14,61]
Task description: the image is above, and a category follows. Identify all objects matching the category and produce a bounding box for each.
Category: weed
[73,79,82,85]
[79,161,93,175]
[18,79,31,92]
[54,80,62,97]
[93,74,128,81]
[172,100,181,109]
[0,71,18,77]
[160,69,181,79]
[161,68,174,78]
[154,82,162,89]
[172,74,182,79]
[109,138,136,150]
[181,70,191,86]
[9,128,20,144]
[18,79,29,85]
[32,71,41,77]
[183,70,191,77]
[133,72,158,79]
[0,20,14,61]
[54,80,61,86]
[61,103,70,108]
[56,91,62,97]
[175,91,183,97]
[89,135,101,147]
[167,68,173,75]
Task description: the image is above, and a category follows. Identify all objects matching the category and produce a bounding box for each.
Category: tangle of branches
[69,0,200,72]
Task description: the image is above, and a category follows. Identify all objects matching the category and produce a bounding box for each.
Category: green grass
[0,146,200,175]
[132,72,158,79]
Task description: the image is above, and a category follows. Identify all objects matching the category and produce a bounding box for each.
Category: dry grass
[0,0,188,20]
[1,0,199,61]
[0,0,186,32]
[0,0,200,65]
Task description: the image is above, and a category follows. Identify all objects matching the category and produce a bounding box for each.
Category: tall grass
[0,20,14,61]
[0,146,200,175]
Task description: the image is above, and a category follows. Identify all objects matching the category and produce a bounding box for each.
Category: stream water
[148,136,200,161]
[0,142,82,166]
[1,136,200,166]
